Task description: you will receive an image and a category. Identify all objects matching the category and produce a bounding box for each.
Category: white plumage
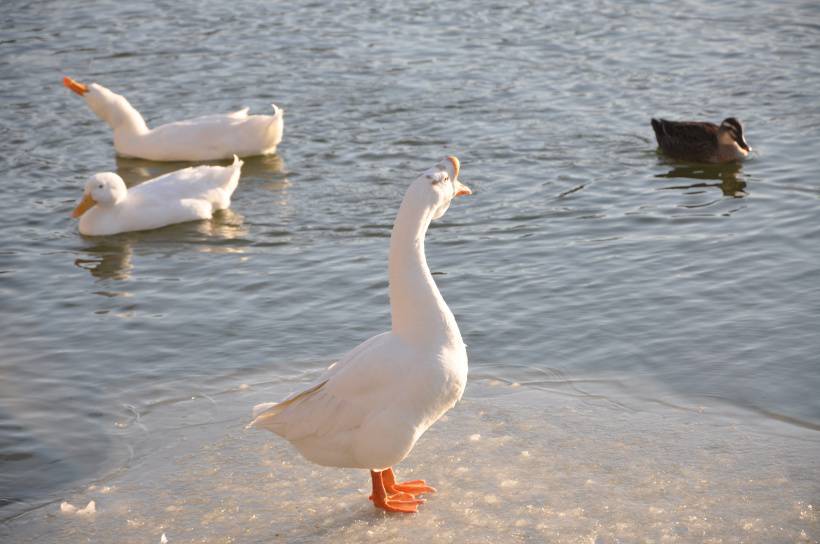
[71,155,243,236]
[63,76,283,161]
[250,156,472,513]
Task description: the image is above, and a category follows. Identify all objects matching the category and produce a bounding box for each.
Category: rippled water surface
[1,0,819,541]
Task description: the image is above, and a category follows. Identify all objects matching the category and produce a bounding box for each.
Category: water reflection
[74,236,134,281]
[193,208,251,245]
[656,163,748,197]
[73,208,252,281]
[240,154,286,180]
[115,154,287,187]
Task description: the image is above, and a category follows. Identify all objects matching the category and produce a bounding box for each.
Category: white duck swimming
[71,155,243,236]
[63,76,283,161]
[250,156,472,513]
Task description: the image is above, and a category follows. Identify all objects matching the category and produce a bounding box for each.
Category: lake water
[1,0,819,542]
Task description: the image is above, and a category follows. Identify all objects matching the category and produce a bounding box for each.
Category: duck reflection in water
[74,236,134,281]
[74,206,249,281]
[115,153,286,188]
[656,162,747,198]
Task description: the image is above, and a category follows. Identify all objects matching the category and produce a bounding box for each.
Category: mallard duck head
[720,118,751,153]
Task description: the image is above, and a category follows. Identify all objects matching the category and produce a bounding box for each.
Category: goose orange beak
[454,180,472,197]
[71,194,96,218]
[63,76,88,96]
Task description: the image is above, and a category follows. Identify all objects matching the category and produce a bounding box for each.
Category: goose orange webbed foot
[373,492,425,513]
[382,467,436,496]
[370,468,431,514]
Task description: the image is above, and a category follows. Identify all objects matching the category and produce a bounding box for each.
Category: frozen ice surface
[3,381,818,543]
[59,500,95,517]
[58,502,75,515]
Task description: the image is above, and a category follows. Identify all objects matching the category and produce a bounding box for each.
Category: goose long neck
[114,97,149,135]
[96,93,148,135]
[388,193,455,343]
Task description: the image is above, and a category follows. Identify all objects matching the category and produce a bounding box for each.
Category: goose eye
[98,184,104,189]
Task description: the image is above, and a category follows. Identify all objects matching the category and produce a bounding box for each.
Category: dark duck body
[651,117,751,164]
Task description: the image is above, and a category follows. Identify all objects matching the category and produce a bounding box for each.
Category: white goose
[71,155,243,236]
[250,156,472,513]
[63,76,283,161]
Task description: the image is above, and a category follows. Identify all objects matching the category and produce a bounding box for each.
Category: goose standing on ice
[63,76,283,161]
[650,117,751,163]
[250,157,472,513]
[71,155,243,236]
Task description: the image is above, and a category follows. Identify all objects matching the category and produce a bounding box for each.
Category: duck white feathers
[63,76,283,161]
[71,155,243,236]
[250,156,472,513]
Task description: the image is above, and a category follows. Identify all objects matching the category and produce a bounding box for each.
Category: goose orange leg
[370,469,425,513]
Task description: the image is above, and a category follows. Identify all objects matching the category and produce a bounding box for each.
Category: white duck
[63,76,283,161]
[250,156,472,513]
[71,155,243,236]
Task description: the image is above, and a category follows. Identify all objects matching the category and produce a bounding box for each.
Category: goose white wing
[129,156,241,205]
[250,331,389,422]
[136,106,282,161]
[250,332,419,467]
[165,107,250,125]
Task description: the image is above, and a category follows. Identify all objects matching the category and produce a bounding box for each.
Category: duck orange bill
[454,180,472,197]
[71,194,96,218]
[63,76,88,96]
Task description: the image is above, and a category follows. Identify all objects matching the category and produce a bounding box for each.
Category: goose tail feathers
[247,380,327,430]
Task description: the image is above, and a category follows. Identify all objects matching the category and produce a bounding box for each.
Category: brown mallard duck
[651,117,751,163]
